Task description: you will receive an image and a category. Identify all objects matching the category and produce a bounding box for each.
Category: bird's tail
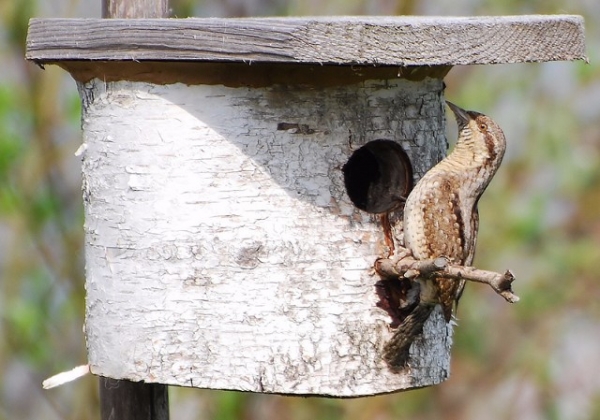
[382,302,436,371]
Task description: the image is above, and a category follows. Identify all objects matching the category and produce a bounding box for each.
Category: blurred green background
[2,0,599,419]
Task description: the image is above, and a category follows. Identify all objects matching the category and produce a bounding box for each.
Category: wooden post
[103,0,169,18]
[100,379,169,420]
[25,15,586,397]
[98,1,170,419]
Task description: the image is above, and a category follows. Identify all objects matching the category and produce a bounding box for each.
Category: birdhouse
[26,15,585,396]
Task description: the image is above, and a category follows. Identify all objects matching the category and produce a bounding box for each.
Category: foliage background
[1,0,599,419]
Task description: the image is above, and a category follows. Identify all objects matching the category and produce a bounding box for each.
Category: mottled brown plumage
[384,101,506,369]
[403,101,507,321]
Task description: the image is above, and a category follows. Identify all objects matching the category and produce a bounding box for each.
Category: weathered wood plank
[55,61,452,85]
[103,0,169,18]
[26,15,586,66]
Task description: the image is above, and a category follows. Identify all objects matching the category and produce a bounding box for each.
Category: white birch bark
[79,76,450,396]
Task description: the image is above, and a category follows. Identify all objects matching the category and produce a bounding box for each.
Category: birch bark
[80,76,450,396]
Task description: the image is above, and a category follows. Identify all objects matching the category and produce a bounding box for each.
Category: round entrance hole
[342,139,413,214]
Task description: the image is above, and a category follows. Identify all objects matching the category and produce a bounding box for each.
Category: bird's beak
[446,101,470,127]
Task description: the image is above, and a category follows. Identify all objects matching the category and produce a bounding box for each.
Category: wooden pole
[100,379,169,420]
[103,0,169,18]
[99,1,170,420]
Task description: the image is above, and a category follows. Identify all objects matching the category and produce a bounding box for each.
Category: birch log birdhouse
[26,15,585,396]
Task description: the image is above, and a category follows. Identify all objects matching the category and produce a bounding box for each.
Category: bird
[384,101,507,368]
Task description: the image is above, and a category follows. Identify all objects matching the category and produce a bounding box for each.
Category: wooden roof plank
[26,15,586,66]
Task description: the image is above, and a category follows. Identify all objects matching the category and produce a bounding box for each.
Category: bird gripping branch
[384,101,507,369]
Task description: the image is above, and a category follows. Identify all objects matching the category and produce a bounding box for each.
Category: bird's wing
[465,205,479,266]
[410,176,471,321]
[418,176,467,262]
[455,205,478,307]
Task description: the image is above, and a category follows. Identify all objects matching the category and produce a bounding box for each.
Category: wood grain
[26,15,586,66]
[102,0,169,18]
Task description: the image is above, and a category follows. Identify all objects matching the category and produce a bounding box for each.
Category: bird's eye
[478,123,488,131]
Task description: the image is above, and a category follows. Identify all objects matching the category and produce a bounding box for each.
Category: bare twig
[375,255,519,303]
[440,265,518,303]
[376,253,518,370]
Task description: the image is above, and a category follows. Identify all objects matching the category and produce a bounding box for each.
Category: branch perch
[376,254,518,370]
[375,255,519,303]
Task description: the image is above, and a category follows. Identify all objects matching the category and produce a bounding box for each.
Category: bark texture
[80,76,449,396]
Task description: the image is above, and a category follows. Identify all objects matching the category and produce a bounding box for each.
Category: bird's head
[446,101,506,169]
